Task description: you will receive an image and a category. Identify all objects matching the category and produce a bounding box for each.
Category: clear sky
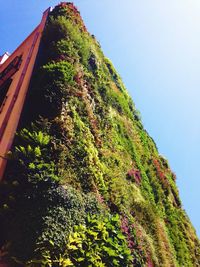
[0,0,199,237]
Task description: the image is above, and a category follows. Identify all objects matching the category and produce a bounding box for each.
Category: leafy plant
[26,214,132,267]
[1,3,199,267]
[66,214,132,266]
[10,128,57,183]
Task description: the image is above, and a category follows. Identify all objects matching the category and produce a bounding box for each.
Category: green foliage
[62,21,90,66]
[165,205,195,266]
[60,108,108,194]
[98,85,134,119]
[105,58,125,92]
[42,61,75,86]
[26,214,132,267]
[55,39,79,60]
[43,15,91,67]
[0,178,103,264]
[1,3,199,267]
[10,128,57,183]
[38,60,76,116]
[18,128,51,146]
[66,214,132,266]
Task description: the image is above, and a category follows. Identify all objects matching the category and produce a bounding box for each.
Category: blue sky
[0,0,199,237]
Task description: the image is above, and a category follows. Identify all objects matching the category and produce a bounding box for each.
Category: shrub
[26,214,132,267]
[0,180,103,264]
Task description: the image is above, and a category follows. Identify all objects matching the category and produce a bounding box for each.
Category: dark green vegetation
[0,3,199,266]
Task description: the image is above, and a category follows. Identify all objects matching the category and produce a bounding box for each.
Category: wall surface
[0,8,50,180]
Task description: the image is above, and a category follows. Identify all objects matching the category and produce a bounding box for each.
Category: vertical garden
[0,3,199,267]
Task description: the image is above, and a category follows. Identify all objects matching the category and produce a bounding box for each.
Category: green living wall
[0,3,199,267]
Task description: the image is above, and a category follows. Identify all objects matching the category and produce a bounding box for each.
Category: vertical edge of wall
[0,7,51,181]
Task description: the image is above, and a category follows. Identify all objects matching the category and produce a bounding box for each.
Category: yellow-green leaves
[64,214,132,267]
